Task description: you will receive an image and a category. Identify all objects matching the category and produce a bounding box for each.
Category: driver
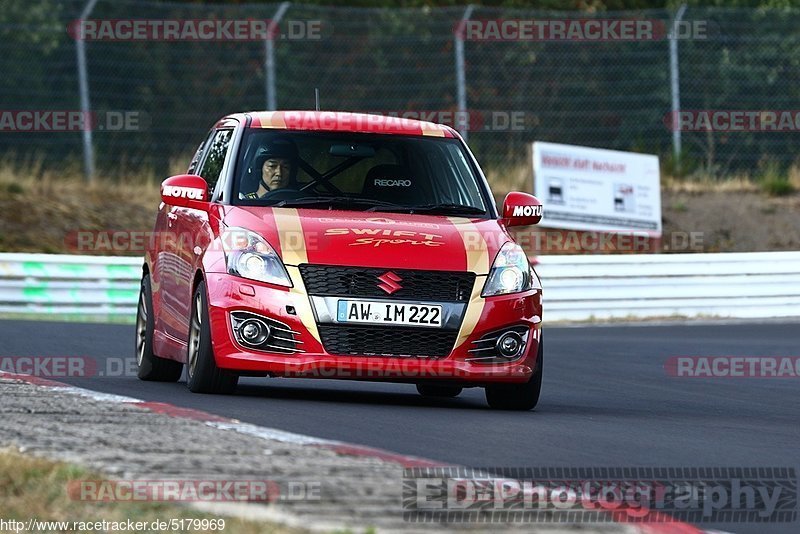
[240,139,299,199]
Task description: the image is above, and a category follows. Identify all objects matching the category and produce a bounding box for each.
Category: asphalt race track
[1,319,798,533]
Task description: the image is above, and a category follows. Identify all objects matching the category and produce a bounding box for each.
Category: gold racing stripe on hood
[447,217,490,275]
[273,208,308,266]
[272,208,320,343]
[448,217,491,348]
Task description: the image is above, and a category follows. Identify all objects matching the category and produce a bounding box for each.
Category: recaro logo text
[374,179,411,187]
[512,205,543,217]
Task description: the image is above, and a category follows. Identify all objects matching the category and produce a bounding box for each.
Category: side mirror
[161,174,209,209]
[502,192,543,227]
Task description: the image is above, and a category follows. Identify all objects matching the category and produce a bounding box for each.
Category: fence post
[669,4,688,173]
[265,2,291,111]
[454,5,475,142]
[76,0,100,183]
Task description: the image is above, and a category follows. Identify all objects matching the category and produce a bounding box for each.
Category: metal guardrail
[1,251,799,322]
[535,251,800,321]
[0,253,141,316]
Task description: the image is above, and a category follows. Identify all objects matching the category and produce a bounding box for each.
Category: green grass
[760,176,795,197]
[0,312,135,324]
[756,163,796,197]
[0,449,306,534]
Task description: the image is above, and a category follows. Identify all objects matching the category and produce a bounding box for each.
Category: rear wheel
[485,336,543,411]
[136,274,183,382]
[186,280,238,394]
[416,384,463,398]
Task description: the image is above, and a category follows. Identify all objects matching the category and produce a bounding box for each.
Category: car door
[172,127,236,340]
[153,133,212,343]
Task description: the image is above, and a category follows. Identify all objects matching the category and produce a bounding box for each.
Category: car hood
[220,206,509,274]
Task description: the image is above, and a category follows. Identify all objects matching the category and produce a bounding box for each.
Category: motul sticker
[163,185,205,200]
[512,205,543,217]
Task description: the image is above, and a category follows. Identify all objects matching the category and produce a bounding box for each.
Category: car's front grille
[299,264,475,302]
[317,325,458,357]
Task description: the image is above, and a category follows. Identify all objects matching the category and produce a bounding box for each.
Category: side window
[198,129,233,196]
[187,133,210,174]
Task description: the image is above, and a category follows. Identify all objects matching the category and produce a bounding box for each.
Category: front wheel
[186,280,238,394]
[136,274,183,382]
[485,336,543,411]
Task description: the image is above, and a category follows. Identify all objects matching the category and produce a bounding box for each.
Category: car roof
[217,111,459,138]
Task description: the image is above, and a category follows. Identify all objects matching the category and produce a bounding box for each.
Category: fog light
[496,331,523,358]
[239,318,270,346]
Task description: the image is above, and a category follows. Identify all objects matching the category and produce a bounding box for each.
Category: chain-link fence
[2,0,800,184]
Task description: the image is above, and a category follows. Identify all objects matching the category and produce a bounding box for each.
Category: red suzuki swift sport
[136,111,544,410]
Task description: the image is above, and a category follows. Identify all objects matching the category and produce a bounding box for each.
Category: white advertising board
[532,142,662,235]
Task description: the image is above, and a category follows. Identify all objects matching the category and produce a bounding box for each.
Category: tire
[416,384,463,398]
[136,274,183,382]
[186,280,238,394]
[485,336,543,411]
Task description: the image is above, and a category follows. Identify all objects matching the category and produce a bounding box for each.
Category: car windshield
[232,129,489,216]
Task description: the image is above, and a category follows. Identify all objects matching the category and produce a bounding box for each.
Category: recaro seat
[361,164,419,205]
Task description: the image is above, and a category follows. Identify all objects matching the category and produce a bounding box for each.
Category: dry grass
[788,165,800,190]
[0,158,797,254]
[0,154,162,196]
[0,152,189,186]
[660,173,760,193]
[0,163,160,254]
[0,448,303,534]
[483,163,534,195]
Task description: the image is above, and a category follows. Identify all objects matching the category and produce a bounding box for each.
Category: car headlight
[481,242,541,297]
[221,227,292,287]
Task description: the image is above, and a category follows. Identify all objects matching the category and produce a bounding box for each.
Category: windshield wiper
[367,203,486,215]
[274,196,404,210]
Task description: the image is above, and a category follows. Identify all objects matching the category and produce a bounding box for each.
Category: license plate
[337,300,443,328]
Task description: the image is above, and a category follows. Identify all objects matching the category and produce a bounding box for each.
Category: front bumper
[205,271,542,385]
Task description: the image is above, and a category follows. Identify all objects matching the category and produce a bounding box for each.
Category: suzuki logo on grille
[377,271,403,295]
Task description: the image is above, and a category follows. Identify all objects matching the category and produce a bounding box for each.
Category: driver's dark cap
[254,138,297,165]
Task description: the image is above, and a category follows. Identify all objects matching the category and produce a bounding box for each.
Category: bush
[761,178,794,196]
[759,165,795,197]
[6,183,23,194]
